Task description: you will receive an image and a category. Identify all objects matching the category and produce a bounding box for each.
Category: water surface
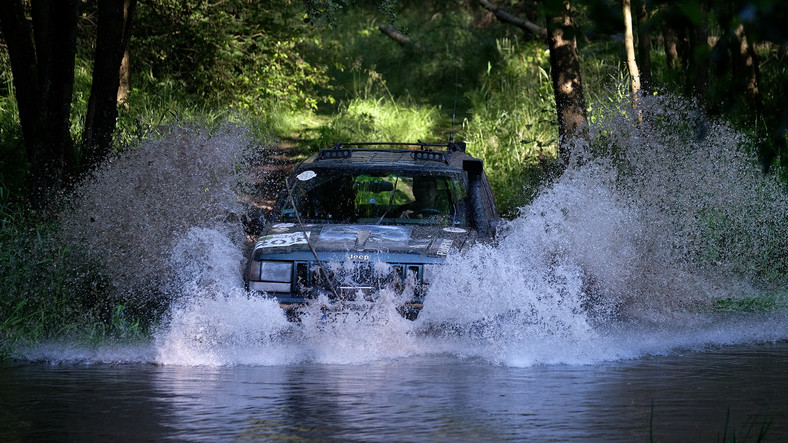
[3,341,786,441]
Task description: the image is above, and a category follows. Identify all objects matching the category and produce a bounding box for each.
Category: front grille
[294,261,423,300]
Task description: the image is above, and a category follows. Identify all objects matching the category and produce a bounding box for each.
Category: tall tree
[0,0,79,208]
[544,0,588,165]
[82,0,137,172]
[622,0,641,101]
[661,21,681,71]
[474,0,588,166]
[731,24,761,115]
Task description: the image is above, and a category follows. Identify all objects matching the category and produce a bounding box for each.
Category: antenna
[450,112,455,143]
[449,63,459,143]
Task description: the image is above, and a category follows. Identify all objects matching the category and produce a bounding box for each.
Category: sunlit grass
[460,39,558,216]
[314,95,443,149]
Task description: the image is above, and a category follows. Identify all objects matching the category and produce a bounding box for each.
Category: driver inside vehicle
[399,176,449,219]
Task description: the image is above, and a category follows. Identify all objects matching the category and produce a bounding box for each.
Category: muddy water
[2,341,787,441]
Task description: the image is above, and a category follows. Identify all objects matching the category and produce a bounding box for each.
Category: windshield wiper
[375,176,399,225]
[284,177,338,298]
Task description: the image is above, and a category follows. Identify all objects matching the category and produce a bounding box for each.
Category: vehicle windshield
[280,170,468,226]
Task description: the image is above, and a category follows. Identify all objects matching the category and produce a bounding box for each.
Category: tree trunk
[0,0,78,208]
[117,0,136,110]
[118,48,132,110]
[732,24,761,115]
[83,0,137,171]
[622,0,641,100]
[0,0,41,157]
[636,0,652,90]
[686,3,709,102]
[661,23,680,70]
[544,0,588,166]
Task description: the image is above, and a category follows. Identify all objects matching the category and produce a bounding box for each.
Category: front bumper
[247,257,433,320]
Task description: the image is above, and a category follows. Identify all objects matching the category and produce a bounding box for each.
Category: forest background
[1,0,787,349]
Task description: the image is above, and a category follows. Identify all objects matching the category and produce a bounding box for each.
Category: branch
[476,0,547,38]
[378,25,425,52]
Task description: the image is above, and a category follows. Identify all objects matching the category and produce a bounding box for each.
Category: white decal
[255,232,310,249]
[443,227,467,233]
[272,223,295,228]
[436,239,453,256]
[297,170,317,181]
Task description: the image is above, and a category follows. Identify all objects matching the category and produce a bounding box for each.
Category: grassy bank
[0,206,150,359]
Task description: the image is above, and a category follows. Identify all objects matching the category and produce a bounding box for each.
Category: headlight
[249,260,293,293]
[260,261,293,282]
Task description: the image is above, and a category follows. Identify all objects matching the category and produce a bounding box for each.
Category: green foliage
[0,204,153,358]
[579,42,632,111]
[312,64,443,148]
[713,291,788,313]
[307,5,553,215]
[462,39,557,216]
[316,95,442,146]
[309,5,498,118]
[304,0,401,26]
[0,51,26,198]
[132,0,330,111]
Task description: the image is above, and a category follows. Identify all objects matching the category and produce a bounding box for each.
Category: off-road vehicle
[245,141,498,320]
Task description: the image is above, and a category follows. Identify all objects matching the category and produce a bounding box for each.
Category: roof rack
[316,141,467,163]
[331,141,466,152]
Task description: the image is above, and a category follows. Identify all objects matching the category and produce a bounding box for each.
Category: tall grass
[315,95,443,146]
[462,38,557,216]
[0,67,26,199]
[312,64,444,148]
[0,202,150,358]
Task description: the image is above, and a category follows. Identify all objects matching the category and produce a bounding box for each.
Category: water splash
[57,124,254,310]
[29,94,788,366]
[412,93,788,365]
[157,238,426,366]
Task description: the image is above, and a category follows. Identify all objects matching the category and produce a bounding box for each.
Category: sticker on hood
[317,225,411,250]
[443,227,467,233]
[297,170,317,181]
[436,239,453,256]
[255,232,310,249]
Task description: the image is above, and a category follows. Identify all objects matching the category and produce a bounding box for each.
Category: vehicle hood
[251,223,473,260]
